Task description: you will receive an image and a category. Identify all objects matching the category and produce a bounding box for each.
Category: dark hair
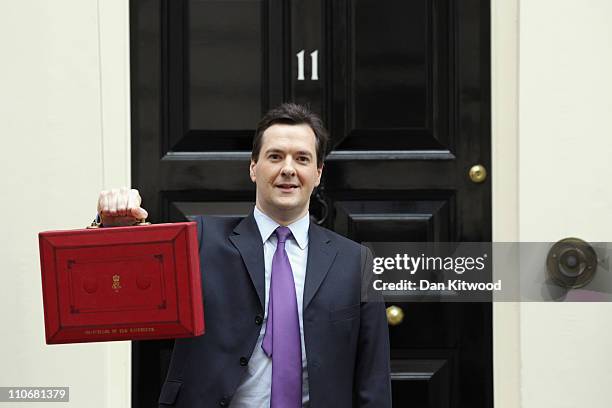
[252,103,328,168]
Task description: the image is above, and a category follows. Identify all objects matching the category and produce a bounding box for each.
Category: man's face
[250,123,323,223]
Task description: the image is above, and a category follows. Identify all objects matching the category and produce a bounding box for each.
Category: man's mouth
[275,183,299,191]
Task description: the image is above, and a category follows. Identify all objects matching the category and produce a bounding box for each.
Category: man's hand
[97,188,149,227]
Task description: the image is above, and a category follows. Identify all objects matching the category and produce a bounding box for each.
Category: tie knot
[274,226,292,243]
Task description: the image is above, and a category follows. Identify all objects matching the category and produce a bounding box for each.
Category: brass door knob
[386,305,404,326]
[469,164,487,183]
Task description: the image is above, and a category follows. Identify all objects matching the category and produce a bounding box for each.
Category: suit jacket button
[219,397,229,407]
[255,315,263,325]
[240,357,248,366]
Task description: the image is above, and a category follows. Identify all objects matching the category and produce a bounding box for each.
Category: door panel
[336,0,450,151]
[165,0,284,153]
[187,0,264,131]
[391,360,451,408]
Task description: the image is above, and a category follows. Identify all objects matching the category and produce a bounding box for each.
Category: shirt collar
[253,206,309,249]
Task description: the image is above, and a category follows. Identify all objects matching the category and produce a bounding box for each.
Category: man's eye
[269,154,280,160]
[298,156,309,162]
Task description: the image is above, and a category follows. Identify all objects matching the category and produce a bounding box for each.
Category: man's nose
[280,158,296,177]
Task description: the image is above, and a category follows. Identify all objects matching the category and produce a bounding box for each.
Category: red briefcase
[38,221,204,344]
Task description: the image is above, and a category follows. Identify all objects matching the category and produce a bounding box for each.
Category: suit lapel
[304,223,338,310]
[228,212,265,309]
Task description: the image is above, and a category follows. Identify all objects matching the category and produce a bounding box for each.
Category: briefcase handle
[86,217,151,229]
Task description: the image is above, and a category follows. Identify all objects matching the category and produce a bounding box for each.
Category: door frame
[491,0,520,407]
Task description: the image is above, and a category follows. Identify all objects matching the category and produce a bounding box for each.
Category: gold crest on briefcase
[112,274,122,292]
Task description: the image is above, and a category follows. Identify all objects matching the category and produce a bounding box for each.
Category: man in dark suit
[97,103,391,407]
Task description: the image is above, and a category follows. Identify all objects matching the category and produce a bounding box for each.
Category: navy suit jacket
[158,212,391,407]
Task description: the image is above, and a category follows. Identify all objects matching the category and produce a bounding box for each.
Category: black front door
[130,0,491,407]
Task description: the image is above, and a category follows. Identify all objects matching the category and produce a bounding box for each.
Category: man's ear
[249,160,257,183]
[314,163,324,187]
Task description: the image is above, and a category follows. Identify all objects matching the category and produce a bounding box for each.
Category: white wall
[0,1,131,407]
[493,0,612,407]
[518,0,612,407]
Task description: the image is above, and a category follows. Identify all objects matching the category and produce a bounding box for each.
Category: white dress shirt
[230,206,310,407]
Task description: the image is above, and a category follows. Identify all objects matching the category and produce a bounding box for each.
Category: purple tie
[261,226,302,407]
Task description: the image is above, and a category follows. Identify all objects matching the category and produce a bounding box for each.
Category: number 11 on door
[296,50,319,81]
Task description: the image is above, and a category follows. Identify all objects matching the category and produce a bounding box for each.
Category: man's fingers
[101,187,132,216]
[97,190,107,214]
[130,207,148,220]
[117,187,129,216]
[131,189,142,207]
[127,189,146,219]
[126,189,140,212]
[101,193,110,215]
[109,189,120,216]
[97,188,145,224]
